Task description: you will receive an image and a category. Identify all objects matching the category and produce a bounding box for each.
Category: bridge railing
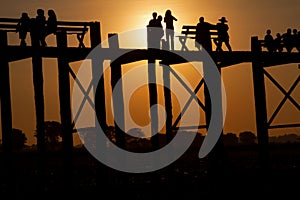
[0,18,94,48]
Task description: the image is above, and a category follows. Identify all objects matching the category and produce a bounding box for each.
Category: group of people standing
[147,10,177,50]
[264,28,300,53]
[147,10,232,52]
[16,9,57,47]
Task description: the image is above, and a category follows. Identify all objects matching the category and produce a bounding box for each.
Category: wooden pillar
[251,36,269,169]
[91,22,107,130]
[0,31,13,155]
[161,62,173,143]
[90,22,102,47]
[148,55,159,149]
[30,21,46,192]
[0,30,14,193]
[56,30,73,192]
[90,22,111,189]
[203,62,225,190]
[108,33,125,148]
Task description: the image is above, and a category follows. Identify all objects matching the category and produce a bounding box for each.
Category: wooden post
[90,22,107,136]
[0,30,14,192]
[30,20,46,192]
[203,62,225,190]
[108,33,125,148]
[90,23,106,131]
[148,55,159,149]
[251,36,269,170]
[0,31,13,156]
[161,62,173,143]
[90,22,101,48]
[90,21,110,190]
[56,30,73,192]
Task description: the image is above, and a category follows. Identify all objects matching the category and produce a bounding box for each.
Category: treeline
[223,131,300,146]
[0,123,299,151]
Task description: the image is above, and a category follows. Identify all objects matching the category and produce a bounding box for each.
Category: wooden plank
[181,30,218,35]
[181,30,197,35]
[0,25,88,32]
[0,18,19,23]
[0,18,90,26]
[0,24,17,29]
[182,25,196,29]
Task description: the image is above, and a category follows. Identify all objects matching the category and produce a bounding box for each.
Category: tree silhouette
[34,121,62,149]
[224,132,238,146]
[12,128,27,150]
[239,131,256,145]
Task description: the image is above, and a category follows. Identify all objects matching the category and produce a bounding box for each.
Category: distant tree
[239,131,256,145]
[34,121,62,148]
[44,121,62,146]
[12,128,27,150]
[277,133,300,143]
[224,132,238,146]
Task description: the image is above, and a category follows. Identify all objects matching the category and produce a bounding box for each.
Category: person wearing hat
[214,16,232,52]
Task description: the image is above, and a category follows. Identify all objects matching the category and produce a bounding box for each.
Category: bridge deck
[1,46,300,67]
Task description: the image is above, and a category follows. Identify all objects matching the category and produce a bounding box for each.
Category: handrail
[0,18,92,27]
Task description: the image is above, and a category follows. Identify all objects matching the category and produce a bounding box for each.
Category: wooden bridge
[0,18,299,193]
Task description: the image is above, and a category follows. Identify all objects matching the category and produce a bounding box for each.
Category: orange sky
[0,0,299,145]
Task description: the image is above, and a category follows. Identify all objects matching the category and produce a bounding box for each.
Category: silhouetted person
[35,8,47,47]
[155,15,164,49]
[149,12,157,27]
[147,12,158,48]
[264,29,274,52]
[147,13,163,49]
[282,28,293,53]
[195,17,215,53]
[16,12,31,46]
[274,33,283,52]
[214,17,232,52]
[45,9,57,36]
[164,9,177,50]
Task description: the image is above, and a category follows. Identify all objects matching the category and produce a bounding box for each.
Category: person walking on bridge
[214,17,232,52]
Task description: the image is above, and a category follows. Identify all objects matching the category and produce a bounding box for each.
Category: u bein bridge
[0,17,299,192]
